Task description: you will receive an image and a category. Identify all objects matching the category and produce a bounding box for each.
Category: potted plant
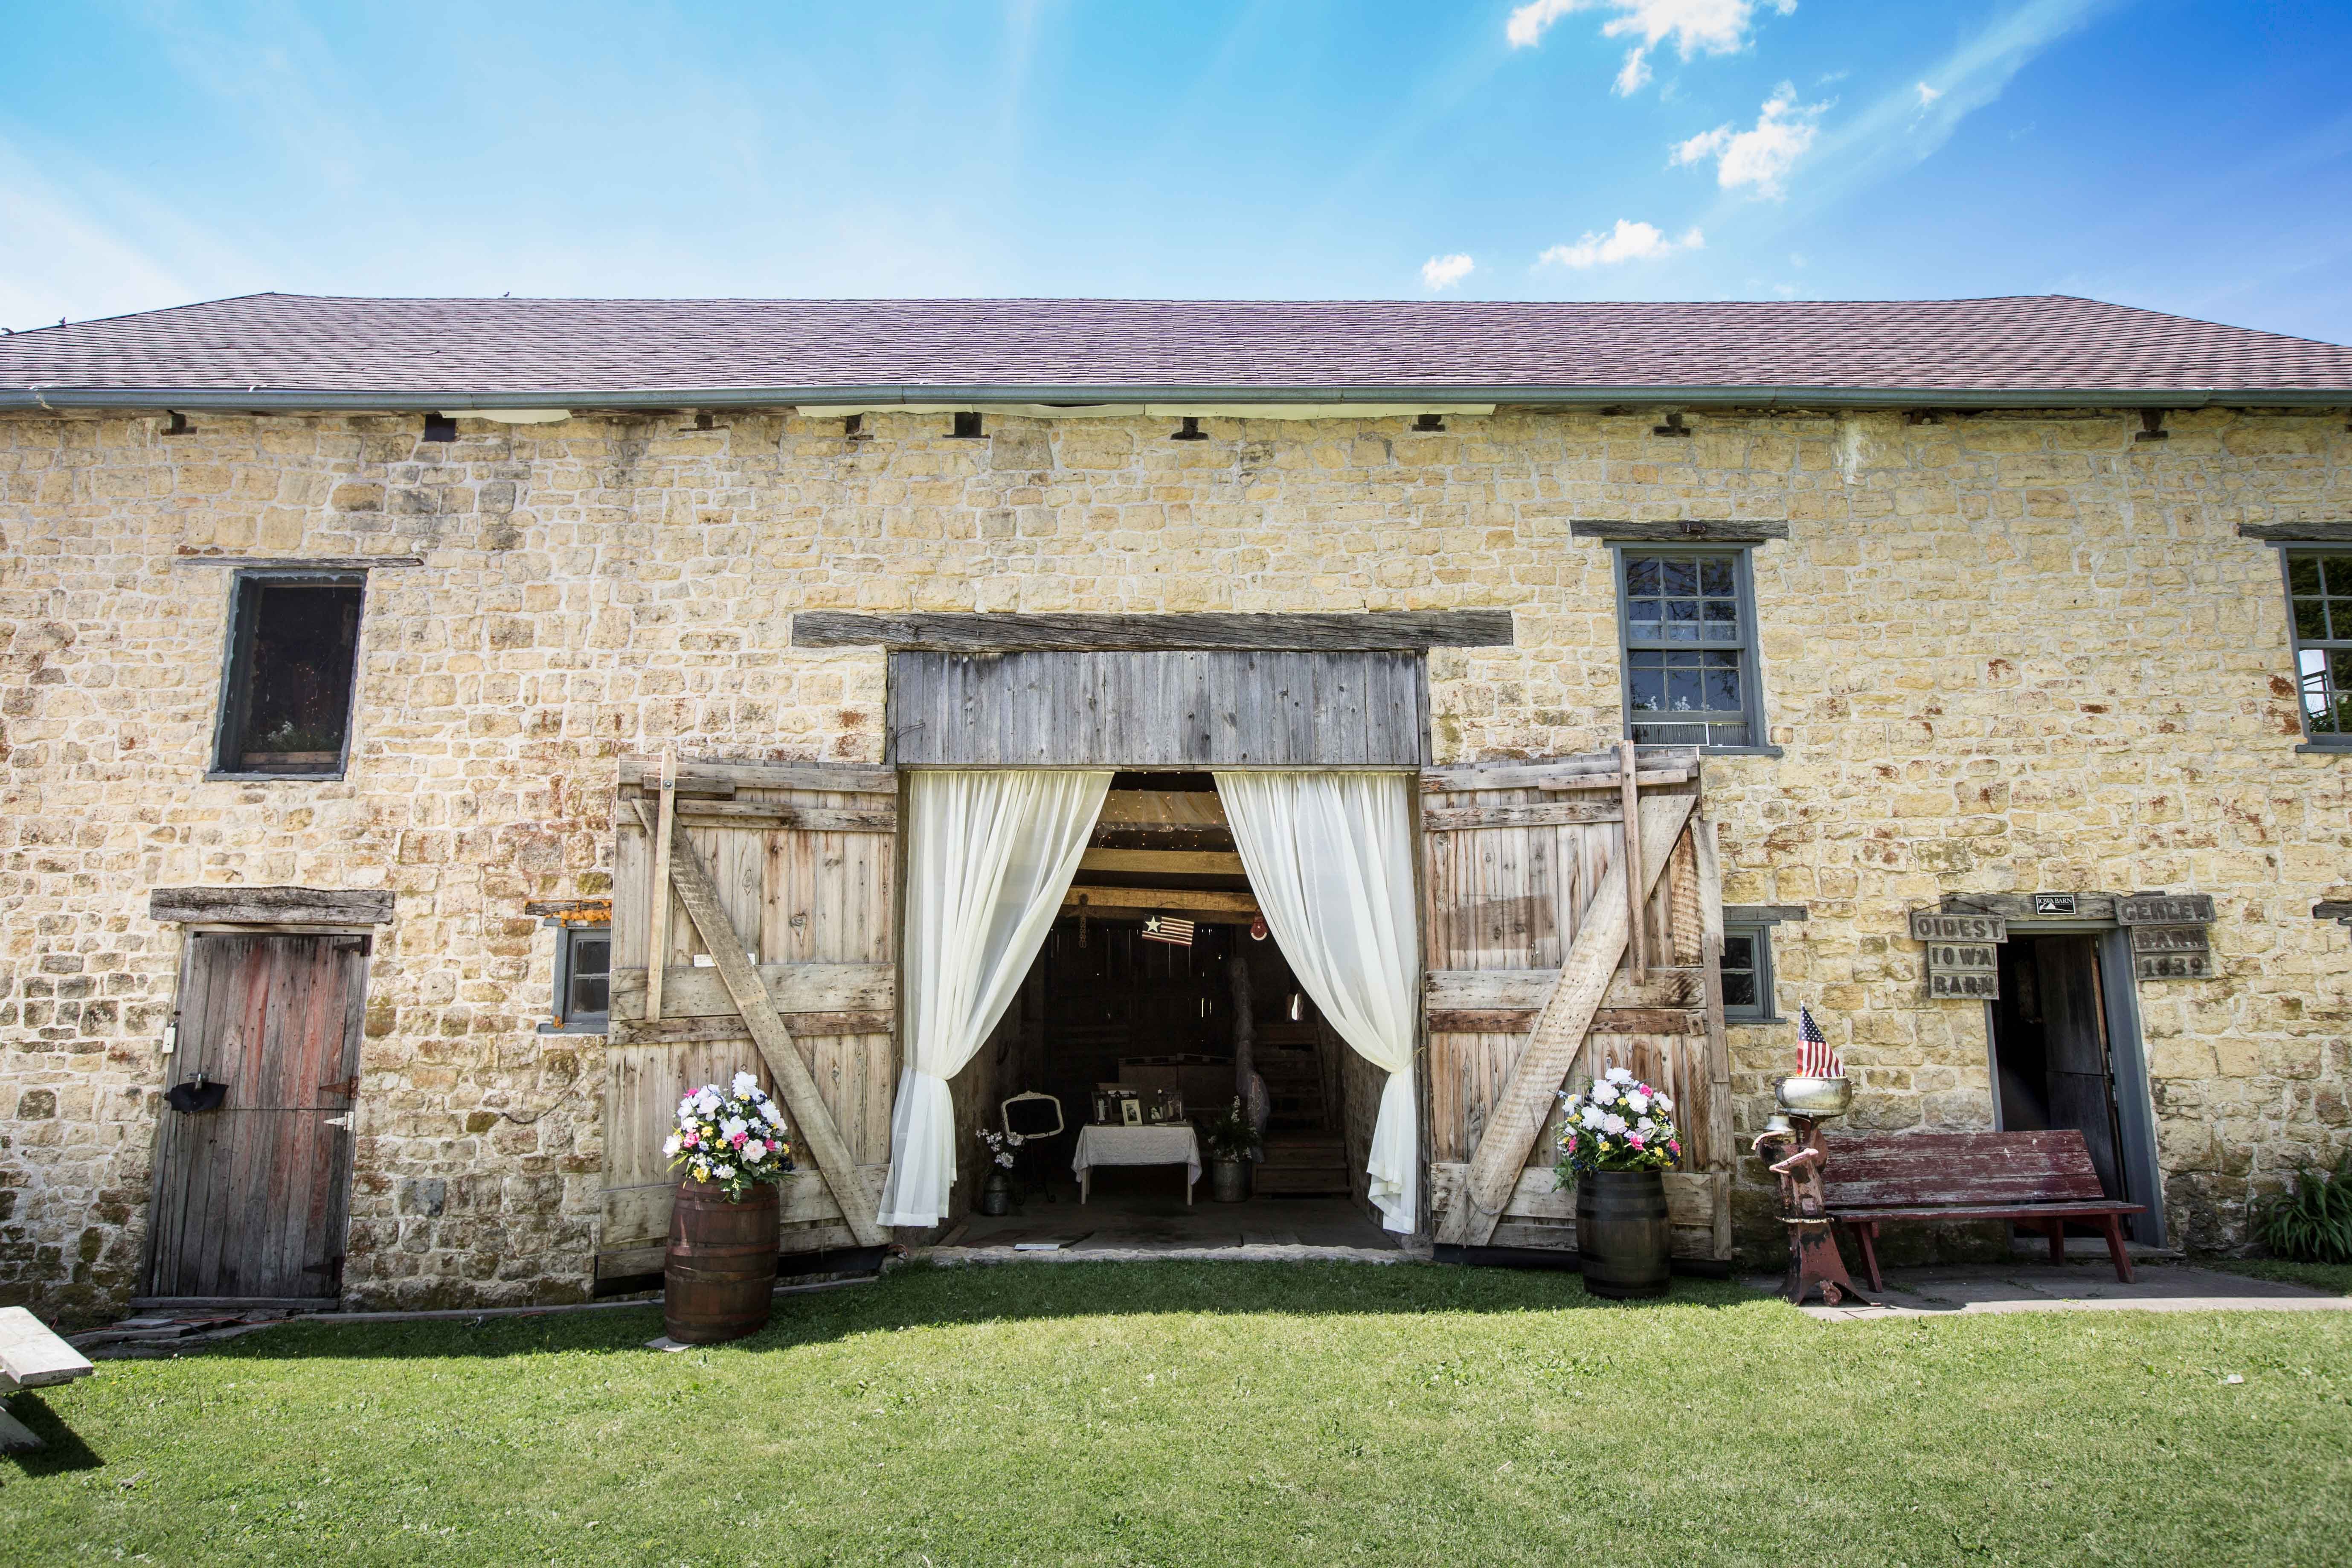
[660,1071,793,1344]
[1555,1068,1681,1299]
[1203,1097,1261,1202]
[976,1127,1023,1215]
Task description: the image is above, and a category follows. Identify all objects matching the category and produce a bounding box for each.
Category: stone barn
[0,293,2348,1318]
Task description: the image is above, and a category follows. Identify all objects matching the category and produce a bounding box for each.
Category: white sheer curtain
[1213,771,1420,1233]
[876,769,1111,1228]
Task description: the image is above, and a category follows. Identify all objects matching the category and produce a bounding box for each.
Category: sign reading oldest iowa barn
[1911,909,2007,999]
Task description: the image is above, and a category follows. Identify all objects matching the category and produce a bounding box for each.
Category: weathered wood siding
[603,764,898,1276]
[145,932,367,1299]
[1419,750,1730,1258]
[889,651,1428,767]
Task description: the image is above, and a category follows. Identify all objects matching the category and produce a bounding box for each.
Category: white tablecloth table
[1072,1124,1202,1204]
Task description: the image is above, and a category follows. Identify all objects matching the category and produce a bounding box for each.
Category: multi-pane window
[1720,926,1775,1020]
[553,925,611,1031]
[212,574,365,775]
[2285,552,2352,743]
[1618,551,1759,747]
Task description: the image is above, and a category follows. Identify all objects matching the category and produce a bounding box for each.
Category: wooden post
[628,799,886,1248]
[1693,810,1735,1262]
[645,750,676,1022]
[1620,739,1647,983]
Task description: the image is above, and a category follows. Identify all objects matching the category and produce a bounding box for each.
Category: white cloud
[1670,84,1824,196]
[1421,253,1476,290]
[1539,220,1704,268]
[1507,0,1796,98]
[1915,81,1943,105]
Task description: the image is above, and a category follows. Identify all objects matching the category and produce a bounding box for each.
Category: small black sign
[2032,893,2077,915]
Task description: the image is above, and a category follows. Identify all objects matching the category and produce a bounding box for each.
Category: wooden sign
[2118,893,2215,926]
[1925,941,1998,971]
[1908,910,2006,944]
[2032,893,2077,915]
[1928,969,2000,999]
[2134,950,2213,981]
[2130,924,2211,955]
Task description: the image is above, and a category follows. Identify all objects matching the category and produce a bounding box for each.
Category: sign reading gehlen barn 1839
[1911,909,2005,1000]
[2118,892,2215,980]
[2117,893,2216,926]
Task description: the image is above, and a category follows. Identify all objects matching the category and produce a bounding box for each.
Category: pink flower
[1627,1134,1646,1149]
[766,1140,780,1153]
[682,1132,700,1147]
[1668,1140,1681,1154]
[730,1132,749,1147]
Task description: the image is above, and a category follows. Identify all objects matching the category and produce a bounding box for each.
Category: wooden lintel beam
[628,799,885,1248]
[792,609,1516,652]
[1078,848,1247,876]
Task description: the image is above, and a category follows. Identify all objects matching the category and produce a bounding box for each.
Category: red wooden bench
[1821,1130,2145,1289]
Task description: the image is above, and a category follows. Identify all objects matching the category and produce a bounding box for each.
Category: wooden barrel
[663,1179,780,1344]
[1576,1170,1671,1299]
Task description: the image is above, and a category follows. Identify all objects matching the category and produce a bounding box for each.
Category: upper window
[552,925,612,1031]
[1617,550,1760,748]
[2285,551,2352,744]
[213,575,364,776]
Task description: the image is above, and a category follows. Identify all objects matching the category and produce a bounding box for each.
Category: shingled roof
[3,292,2349,411]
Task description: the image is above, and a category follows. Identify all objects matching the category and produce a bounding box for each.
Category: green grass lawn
[6,1262,2349,1567]
[2200,1257,2352,1295]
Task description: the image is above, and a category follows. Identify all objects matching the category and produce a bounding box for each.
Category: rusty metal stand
[1755,1113,1875,1307]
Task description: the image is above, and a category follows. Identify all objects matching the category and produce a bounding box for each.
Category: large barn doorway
[939,774,1394,1251]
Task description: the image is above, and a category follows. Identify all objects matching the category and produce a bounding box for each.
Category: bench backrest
[1821,1130,2108,1208]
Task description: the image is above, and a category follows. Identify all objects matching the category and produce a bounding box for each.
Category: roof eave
[2,383,2349,413]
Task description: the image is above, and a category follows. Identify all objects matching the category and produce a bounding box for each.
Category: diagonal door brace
[629,799,887,1247]
[1444,791,1697,1246]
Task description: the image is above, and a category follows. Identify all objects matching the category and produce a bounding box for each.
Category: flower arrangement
[1202,1097,1262,1163]
[977,1127,1024,1169]
[665,1071,793,1201]
[1555,1067,1680,1183]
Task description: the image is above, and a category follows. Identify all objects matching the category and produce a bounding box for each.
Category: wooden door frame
[141,924,371,1300]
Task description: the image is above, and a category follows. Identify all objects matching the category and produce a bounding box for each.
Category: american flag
[1796,1006,1843,1078]
[1140,915,1196,947]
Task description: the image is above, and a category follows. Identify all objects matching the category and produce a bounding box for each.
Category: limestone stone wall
[1,404,2346,1315]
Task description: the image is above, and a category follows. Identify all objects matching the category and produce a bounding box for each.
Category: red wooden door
[145,932,368,1299]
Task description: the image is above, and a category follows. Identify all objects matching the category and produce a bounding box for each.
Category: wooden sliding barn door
[601,759,899,1279]
[1421,749,1733,1260]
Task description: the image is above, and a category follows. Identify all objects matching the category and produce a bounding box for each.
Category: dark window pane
[1664,599,1700,641]
[1625,557,1660,595]
[2326,557,2352,596]
[1702,600,1739,640]
[1628,609,1662,640]
[2289,556,2324,595]
[1666,662,1704,710]
[1629,653,1667,711]
[1721,968,1757,1008]
[1705,662,1743,710]
[573,935,610,977]
[565,933,611,1022]
[1699,557,1735,596]
[1723,934,1754,969]
[2297,599,2330,639]
[2332,649,2352,690]
[571,973,610,1016]
[1658,558,1698,595]
[220,581,363,775]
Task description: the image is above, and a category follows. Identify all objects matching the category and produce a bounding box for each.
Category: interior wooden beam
[1063,885,1260,915]
[1097,790,1230,828]
[1078,848,1247,876]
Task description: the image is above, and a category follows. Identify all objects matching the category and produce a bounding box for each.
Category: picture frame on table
[1120,1098,1144,1126]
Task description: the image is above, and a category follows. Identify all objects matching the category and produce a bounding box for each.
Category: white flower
[1636,1116,1655,1133]
[720,1116,749,1141]
[1581,1106,1607,1130]
[1603,1114,1627,1135]
[661,1135,682,1158]
[731,1071,761,1098]
[1655,1092,1674,1112]
[1606,1067,1635,1085]
[759,1101,784,1126]
[714,1163,735,1179]
[692,1089,720,1115]
[1590,1079,1610,1100]
[742,1143,766,1163]
[1626,1091,1650,1115]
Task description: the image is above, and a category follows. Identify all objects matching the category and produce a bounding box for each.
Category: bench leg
[2042,1218,2067,1266]
[0,1406,42,1454]
[1850,1221,1884,1293]
[2099,1214,2134,1284]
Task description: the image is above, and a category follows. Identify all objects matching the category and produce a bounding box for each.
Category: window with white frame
[1616,549,1763,748]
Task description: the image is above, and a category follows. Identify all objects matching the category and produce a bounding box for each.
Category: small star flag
[1796,1006,1843,1078]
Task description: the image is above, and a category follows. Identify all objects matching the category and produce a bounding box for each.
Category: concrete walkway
[1750,1261,2352,1321]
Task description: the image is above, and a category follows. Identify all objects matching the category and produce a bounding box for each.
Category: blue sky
[6,1,2352,343]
